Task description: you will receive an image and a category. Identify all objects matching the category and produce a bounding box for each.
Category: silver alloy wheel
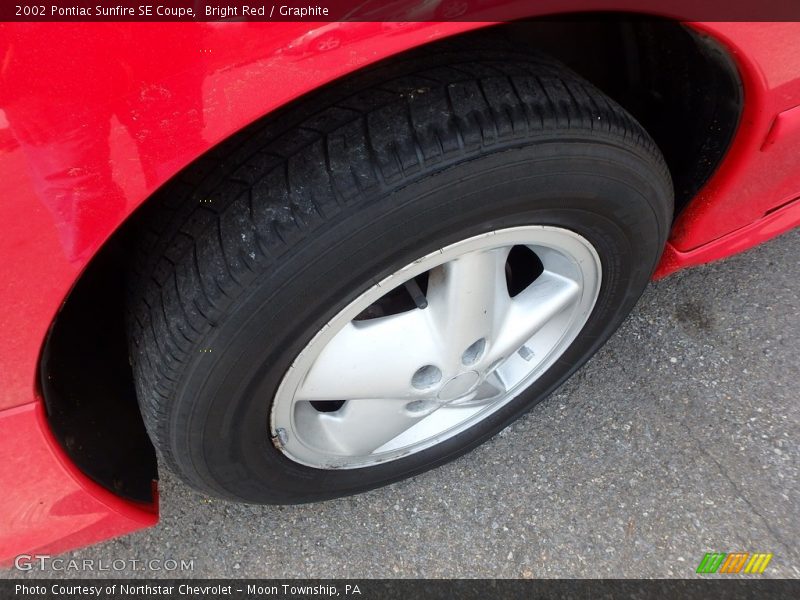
[271,226,602,469]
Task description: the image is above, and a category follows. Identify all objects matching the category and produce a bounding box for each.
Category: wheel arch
[39,15,744,497]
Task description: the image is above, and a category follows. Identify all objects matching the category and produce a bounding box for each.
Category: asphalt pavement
[8,229,799,579]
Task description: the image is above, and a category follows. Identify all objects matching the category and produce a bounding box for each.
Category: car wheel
[127,53,672,503]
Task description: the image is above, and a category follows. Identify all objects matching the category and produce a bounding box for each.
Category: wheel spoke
[426,247,511,370]
[294,307,442,401]
[484,270,581,365]
[296,398,429,456]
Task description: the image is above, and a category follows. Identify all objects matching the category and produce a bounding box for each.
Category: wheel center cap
[437,371,480,401]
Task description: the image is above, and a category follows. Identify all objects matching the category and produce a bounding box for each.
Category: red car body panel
[0,404,157,563]
[1,14,799,562]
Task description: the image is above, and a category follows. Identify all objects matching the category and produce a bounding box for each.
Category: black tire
[127,49,673,503]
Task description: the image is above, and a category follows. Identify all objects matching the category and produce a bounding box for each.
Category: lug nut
[412,365,442,390]
[462,338,487,366]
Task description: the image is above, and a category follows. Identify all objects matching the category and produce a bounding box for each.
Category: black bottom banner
[4,579,799,600]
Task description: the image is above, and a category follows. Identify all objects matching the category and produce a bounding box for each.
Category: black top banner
[6,0,800,22]
[5,579,800,599]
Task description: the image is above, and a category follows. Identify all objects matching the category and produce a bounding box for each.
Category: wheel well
[39,16,742,498]
[503,17,741,211]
